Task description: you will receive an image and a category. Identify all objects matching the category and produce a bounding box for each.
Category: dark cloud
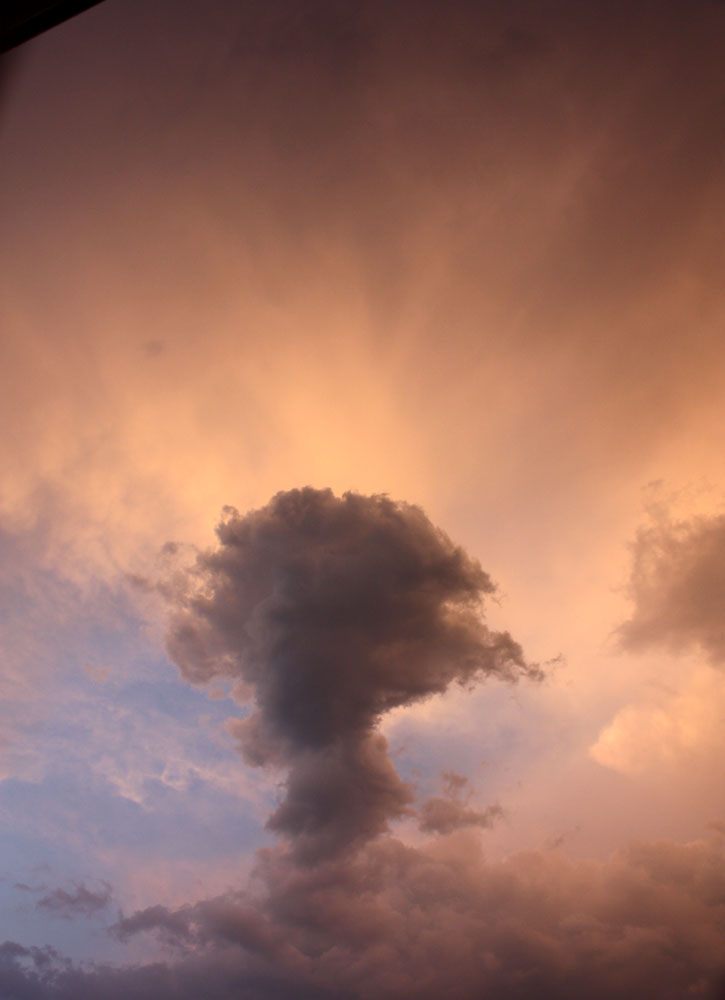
[36,883,112,919]
[14,833,725,1000]
[619,511,725,663]
[0,941,34,963]
[250,836,725,999]
[166,488,538,861]
[6,486,725,995]
[59,489,702,998]
[0,940,65,999]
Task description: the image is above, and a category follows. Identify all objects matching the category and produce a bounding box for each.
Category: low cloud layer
[5,832,725,999]
[167,489,537,860]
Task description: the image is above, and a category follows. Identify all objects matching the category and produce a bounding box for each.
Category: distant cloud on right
[619,510,725,664]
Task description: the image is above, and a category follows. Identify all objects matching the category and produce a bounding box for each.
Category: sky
[1,0,725,996]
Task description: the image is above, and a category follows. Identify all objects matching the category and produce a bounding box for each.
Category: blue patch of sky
[387,680,551,805]
[0,524,271,961]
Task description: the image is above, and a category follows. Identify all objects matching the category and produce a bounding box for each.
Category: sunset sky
[2,1,725,996]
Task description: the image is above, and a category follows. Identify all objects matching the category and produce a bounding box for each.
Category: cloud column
[166,488,538,861]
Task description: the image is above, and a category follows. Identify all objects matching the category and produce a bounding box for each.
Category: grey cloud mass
[620,511,725,663]
[98,489,714,999]
[4,489,725,995]
[166,488,537,860]
[7,833,725,999]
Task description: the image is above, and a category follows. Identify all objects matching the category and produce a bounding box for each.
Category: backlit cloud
[167,489,538,861]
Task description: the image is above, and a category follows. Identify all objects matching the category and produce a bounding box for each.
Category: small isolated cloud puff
[36,883,112,919]
[619,510,725,664]
[418,771,503,834]
[165,488,538,862]
[417,797,502,835]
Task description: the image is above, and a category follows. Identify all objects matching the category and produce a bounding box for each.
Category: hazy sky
[2,1,725,996]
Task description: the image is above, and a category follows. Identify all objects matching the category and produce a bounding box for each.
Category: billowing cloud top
[167,488,537,859]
